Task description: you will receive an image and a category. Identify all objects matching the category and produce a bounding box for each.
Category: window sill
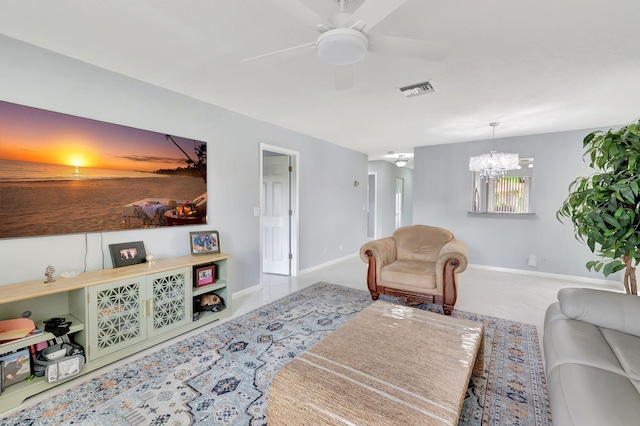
[467,211,536,216]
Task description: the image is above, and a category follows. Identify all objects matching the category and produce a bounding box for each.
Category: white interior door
[263,154,291,275]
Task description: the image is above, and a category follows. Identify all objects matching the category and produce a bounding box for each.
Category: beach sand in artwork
[0,176,207,238]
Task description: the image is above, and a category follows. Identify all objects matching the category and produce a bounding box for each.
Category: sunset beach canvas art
[0,101,207,239]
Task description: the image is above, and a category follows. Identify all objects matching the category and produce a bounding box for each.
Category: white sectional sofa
[544,287,640,425]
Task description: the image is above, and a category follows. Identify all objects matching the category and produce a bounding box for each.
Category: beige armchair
[360,225,468,315]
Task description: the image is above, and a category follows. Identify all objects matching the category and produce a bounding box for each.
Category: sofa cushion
[393,225,453,262]
[547,363,640,426]
[558,288,640,337]
[381,260,436,290]
[601,328,640,384]
[543,304,624,376]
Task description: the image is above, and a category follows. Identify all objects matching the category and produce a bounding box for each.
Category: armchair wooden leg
[365,250,379,294]
[442,258,460,316]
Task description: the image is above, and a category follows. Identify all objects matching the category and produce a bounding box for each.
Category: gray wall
[413,128,622,280]
[368,161,413,238]
[0,35,368,288]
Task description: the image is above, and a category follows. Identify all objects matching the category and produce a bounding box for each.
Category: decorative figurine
[44,265,56,283]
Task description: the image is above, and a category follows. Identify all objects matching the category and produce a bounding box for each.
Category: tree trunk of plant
[623,254,638,295]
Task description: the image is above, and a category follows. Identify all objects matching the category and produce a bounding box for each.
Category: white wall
[0,35,368,289]
[413,127,622,280]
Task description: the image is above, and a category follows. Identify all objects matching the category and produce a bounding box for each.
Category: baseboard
[468,263,623,286]
[232,284,262,300]
[233,252,359,299]
[298,252,360,276]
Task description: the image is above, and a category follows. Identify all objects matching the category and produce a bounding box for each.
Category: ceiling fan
[243,0,449,90]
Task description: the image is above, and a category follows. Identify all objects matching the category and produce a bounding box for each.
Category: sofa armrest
[558,287,640,337]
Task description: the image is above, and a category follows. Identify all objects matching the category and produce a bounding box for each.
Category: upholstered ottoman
[268,301,484,425]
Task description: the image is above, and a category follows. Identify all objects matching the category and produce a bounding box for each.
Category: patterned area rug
[0,283,551,425]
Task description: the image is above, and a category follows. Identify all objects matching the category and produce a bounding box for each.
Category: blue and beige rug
[1,283,551,425]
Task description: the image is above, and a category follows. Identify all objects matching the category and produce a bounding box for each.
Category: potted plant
[557,118,640,295]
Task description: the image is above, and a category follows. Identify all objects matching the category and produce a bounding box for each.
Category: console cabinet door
[87,277,147,361]
[147,267,191,337]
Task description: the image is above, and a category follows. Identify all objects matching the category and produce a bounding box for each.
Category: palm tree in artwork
[165,135,207,183]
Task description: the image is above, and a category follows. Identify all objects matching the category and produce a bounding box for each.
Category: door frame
[259,143,300,276]
[367,172,378,239]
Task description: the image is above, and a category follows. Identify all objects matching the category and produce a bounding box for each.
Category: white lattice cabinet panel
[87,276,148,361]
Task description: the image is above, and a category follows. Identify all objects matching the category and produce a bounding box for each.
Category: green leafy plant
[557,118,640,295]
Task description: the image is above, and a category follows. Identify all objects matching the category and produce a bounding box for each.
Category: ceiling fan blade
[334,65,355,91]
[241,41,316,63]
[367,35,449,61]
[345,0,408,32]
[267,0,332,29]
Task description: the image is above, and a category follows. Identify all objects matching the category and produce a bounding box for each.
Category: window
[471,158,533,214]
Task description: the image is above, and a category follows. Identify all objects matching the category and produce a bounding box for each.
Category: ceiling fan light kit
[246,0,448,90]
[316,29,368,66]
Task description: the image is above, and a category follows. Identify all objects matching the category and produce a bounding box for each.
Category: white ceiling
[1,0,639,165]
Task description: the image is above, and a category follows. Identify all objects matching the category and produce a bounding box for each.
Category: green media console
[0,253,232,414]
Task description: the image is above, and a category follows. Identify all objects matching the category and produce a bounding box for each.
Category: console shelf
[0,314,84,354]
[192,281,227,297]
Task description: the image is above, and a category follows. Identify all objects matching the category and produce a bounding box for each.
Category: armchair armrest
[433,239,468,313]
[360,237,397,266]
[360,237,397,289]
[435,238,468,275]
[558,288,640,337]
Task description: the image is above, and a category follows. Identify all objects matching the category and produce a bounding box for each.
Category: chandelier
[469,122,519,179]
[395,156,408,168]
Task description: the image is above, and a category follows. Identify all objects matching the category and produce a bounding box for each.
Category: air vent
[398,81,435,98]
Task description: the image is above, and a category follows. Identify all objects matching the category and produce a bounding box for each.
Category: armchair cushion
[382,260,437,291]
[394,226,453,262]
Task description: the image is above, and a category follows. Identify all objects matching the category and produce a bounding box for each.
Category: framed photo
[109,241,147,268]
[189,230,220,255]
[194,264,216,287]
[1,348,31,388]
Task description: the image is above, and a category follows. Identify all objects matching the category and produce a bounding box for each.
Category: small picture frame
[195,264,216,287]
[189,230,220,255]
[109,241,147,268]
[1,348,31,388]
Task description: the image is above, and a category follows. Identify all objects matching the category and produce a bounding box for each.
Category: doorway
[395,178,404,229]
[260,144,299,276]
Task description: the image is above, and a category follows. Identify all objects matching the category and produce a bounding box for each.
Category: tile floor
[1,255,624,418]
[240,254,625,346]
